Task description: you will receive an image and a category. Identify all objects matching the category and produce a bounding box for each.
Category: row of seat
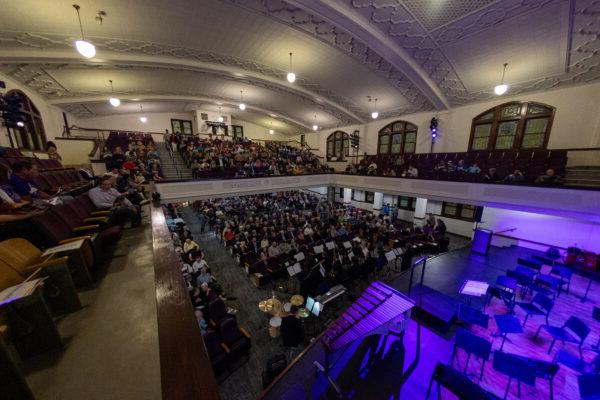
[0,156,63,171]
[105,131,154,153]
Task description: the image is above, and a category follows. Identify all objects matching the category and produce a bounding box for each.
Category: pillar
[373,192,384,211]
[343,188,352,204]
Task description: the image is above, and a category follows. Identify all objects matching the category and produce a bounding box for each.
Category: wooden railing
[151,205,220,400]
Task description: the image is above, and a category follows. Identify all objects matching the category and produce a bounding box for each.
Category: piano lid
[321,281,414,352]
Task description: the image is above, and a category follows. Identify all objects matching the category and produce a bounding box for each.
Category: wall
[0,71,73,148]
[75,112,199,138]
[231,118,287,141]
[302,82,600,157]
[480,207,600,253]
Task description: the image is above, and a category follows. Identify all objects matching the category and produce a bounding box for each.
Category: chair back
[209,298,227,322]
[551,264,572,279]
[0,238,43,276]
[496,275,517,293]
[202,330,223,358]
[532,293,554,314]
[457,304,489,329]
[565,316,590,343]
[517,258,542,272]
[493,351,537,386]
[219,318,242,345]
[455,328,492,361]
[429,362,501,400]
[516,265,536,279]
[0,259,25,291]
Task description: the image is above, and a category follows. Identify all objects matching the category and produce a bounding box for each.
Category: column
[414,198,428,220]
[343,188,352,204]
[373,192,384,212]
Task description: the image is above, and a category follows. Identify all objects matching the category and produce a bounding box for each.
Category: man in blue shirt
[9,161,50,200]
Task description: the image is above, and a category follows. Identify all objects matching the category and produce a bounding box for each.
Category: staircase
[564,166,600,188]
[158,143,193,180]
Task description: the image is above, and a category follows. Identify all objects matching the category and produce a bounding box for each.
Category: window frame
[326,131,350,160]
[468,101,555,151]
[397,196,416,211]
[441,202,477,222]
[377,120,418,155]
[8,90,46,151]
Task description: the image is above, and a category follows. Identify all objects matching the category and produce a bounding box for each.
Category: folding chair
[550,264,572,296]
[492,350,537,400]
[451,328,492,381]
[535,316,590,358]
[457,304,490,329]
[515,292,554,327]
[426,362,500,400]
[486,276,517,311]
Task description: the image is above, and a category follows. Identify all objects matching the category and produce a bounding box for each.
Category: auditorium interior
[1,1,600,399]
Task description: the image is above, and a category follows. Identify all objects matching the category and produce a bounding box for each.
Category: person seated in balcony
[111,146,126,169]
[456,159,467,172]
[122,157,138,173]
[196,267,213,286]
[446,160,457,174]
[46,141,62,162]
[504,169,525,183]
[535,168,562,185]
[88,176,141,227]
[395,155,405,168]
[434,160,447,173]
[367,161,378,176]
[195,310,208,335]
[434,219,447,238]
[483,167,502,182]
[402,164,418,178]
[466,163,481,174]
[382,168,396,177]
[0,198,46,246]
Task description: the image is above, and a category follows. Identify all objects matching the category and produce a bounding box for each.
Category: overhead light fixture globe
[109,96,120,107]
[312,124,318,131]
[269,129,274,135]
[287,72,296,83]
[75,40,95,58]
[140,116,147,123]
[371,111,379,119]
[16,121,24,127]
[494,84,508,96]
[239,103,246,111]
[218,116,224,122]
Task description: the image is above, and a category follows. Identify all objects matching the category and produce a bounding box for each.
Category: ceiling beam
[50,94,312,132]
[0,49,364,124]
[286,0,451,110]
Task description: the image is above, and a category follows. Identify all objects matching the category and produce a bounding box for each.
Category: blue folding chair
[578,373,600,400]
[515,292,554,327]
[486,276,517,311]
[457,303,490,329]
[493,350,537,400]
[426,362,500,400]
[451,328,492,381]
[535,316,590,358]
[550,264,572,296]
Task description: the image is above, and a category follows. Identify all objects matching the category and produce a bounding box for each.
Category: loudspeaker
[473,206,484,223]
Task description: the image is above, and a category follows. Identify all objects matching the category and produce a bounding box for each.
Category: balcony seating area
[101,131,163,181]
[169,134,332,180]
[353,149,568,186]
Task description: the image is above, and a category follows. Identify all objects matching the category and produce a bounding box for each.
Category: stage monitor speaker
[471,228,493,255]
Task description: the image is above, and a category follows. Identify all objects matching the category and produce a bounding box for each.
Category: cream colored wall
[230,118,287,141]
[76,112,198,137]
[305,82,600,156]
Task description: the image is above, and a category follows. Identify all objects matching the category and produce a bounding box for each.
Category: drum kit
[259,293,310,338]
[258,297,283,316]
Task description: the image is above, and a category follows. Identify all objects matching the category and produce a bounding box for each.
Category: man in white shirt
[88,176,141,227]
[192,253,208,274]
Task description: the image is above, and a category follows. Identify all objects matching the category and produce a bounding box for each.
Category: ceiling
[0,0,598,136]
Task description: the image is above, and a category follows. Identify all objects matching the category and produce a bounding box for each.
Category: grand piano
[259,281,415,400]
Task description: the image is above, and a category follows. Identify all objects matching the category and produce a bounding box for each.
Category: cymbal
[297,307,309,318]
[290,295,304,307]
[258,300,274,313]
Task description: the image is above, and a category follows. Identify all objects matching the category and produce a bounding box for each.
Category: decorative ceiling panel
[402,0,498,31]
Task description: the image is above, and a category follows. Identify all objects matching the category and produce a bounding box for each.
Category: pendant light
[268,121,274,135]
[72,4,96,58]
[494,63,509,96]
[239,90,246,111]
[139,105,147,123]
[369,96,379,119]
[108,80,120,107]
[16,121,24,127]
[312,114,318,131]
[218,106,224,122]
[287,52,296,83]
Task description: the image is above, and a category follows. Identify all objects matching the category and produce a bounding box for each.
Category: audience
[88,176,141,227]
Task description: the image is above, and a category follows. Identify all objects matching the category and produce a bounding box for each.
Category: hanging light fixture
[217,106,224,122]
[312,114,318,131]
[108,80,120,107]
[368,96,379,119]
[239,90,246,111]
[287,52,296,83]
[494,63,509,96]
[139,105,147,123]
[16,121,24,127]
[268,121,274,135]
[72,4,96,58]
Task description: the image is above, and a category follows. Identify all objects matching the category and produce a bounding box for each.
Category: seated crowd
[346,149,567,186]
[169,134,332,179]
[101,131,164,182]
[192,191,449,298]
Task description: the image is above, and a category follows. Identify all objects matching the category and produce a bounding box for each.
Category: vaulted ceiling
[0,0,598,135]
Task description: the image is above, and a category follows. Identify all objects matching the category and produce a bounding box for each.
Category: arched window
[326,131,349,160]
[378,121,417,155]
[8,90,46,151]
[469,101,555,151]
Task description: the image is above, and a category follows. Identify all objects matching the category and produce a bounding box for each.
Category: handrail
[150,204,220,400]
[492,231,567,251]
